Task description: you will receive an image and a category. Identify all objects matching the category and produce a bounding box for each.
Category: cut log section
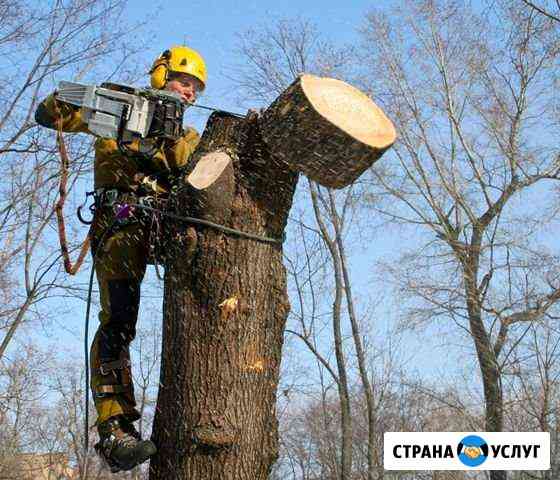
[260,73,397,189]
[187,151,232,190]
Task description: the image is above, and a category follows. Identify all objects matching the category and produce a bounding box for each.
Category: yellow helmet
[150,45,207,91]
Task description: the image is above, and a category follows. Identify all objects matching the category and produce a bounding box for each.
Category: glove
[246,108,265,122]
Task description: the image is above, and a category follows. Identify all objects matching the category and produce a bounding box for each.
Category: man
[35,45,206,472]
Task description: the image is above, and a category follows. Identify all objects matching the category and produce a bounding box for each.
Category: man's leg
[89,217,156,471]
[90,278,142,424]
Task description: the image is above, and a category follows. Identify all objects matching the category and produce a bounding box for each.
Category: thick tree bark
[150,112,298,480]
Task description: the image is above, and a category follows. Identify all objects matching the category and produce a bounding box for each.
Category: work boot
[94,416,157,473]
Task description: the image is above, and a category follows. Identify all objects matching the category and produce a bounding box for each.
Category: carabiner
[77,191,96,225]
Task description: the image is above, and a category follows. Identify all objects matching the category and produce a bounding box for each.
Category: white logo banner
[384,432,550,471]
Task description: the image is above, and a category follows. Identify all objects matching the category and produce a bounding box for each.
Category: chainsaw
[56,81,186,142]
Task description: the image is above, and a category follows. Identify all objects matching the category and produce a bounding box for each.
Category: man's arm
[35,92,90,133]
[165,126,201,170]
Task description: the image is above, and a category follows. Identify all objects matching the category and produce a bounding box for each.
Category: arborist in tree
[34,45,207,472]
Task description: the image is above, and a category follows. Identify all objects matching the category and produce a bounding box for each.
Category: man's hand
[246,108,264,122]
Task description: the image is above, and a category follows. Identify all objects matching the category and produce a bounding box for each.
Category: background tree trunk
[150,112,298,480]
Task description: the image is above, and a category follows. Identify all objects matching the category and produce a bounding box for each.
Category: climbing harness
[93,185,283,245]
[93,189,169,273]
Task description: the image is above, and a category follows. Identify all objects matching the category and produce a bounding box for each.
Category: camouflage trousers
[89,205,150,425]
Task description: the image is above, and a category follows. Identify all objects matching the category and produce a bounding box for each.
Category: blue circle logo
[457,435,489,467]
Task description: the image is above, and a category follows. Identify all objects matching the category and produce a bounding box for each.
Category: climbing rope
[54,108,91,275]
[125,202,283,244]
[83,218,120,458]
[83,255,95,462]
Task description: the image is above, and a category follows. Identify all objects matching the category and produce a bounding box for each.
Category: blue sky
[123,0,393,130]
[9,0,514,397]
[22,0,474,379]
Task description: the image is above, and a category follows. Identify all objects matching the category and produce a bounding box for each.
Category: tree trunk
[150,112,298,480]
[150,74,396,479]
[464,255,505,480]
[309,182,353,479]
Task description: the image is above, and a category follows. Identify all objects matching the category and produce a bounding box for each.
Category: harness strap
[95,358,131,376]
[94,384,128,396]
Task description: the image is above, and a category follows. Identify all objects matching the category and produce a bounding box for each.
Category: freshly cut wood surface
[187,151,232,190]
[303,75,395,148]
[260,73,396,189]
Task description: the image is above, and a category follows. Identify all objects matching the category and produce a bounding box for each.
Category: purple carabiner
[115,203,133,221]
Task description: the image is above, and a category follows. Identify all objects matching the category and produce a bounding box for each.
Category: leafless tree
[499,318,560,479]
[520,0,560,23]
[229,17,354,106]
[360,1,560,479]
[0,310,163,480]
[0,0,144,361]
[273,372,482,480]
[0,3,152,478]
[0,345,55,478]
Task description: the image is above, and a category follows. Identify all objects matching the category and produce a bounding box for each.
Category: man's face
[165,72,203,103]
